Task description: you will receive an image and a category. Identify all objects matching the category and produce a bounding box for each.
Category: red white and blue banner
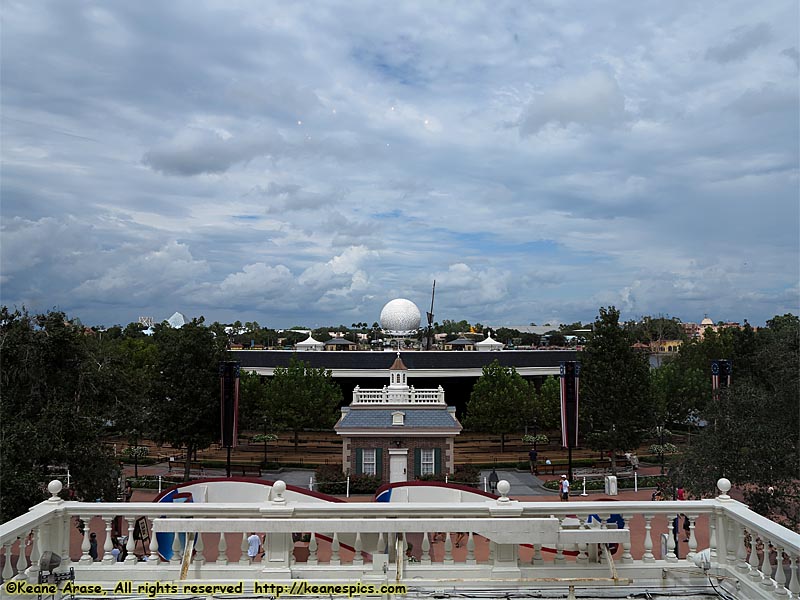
[711,359,732,392]
[220,361,240,448]
[559,361,580,448]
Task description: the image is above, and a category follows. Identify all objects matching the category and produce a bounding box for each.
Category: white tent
[295,334,324,351]
[475,333,504,352]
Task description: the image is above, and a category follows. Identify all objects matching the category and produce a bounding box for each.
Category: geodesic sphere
[380,298,421,334]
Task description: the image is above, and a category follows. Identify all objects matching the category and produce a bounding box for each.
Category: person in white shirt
[559,475,570,501]
[247,532,262,561]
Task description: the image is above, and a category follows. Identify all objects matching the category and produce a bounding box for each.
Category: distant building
[167,311,188,328]
[334,353,462,482]
[682,316,743,340]
[444,337,475,351]
[324,337,357,351]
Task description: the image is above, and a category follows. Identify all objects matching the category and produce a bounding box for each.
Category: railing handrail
[3,486,800,565]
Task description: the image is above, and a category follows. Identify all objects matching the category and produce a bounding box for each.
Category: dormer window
[391,411,405,426]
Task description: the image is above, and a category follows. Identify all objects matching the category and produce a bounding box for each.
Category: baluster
[466,532,476,565]
[170,530,182,564]
[687,515,698,561]
[149,529,160,562]
[216,532,228,565]
[353,532,364,566]
[80,525,92,564]
[307,533,318,565]
[124,517,136,564]
[715,509,728,567]
[620,513,633,564]
[666,515,677,562]
[642,514,655,562]
[788,553,799,595]
[774,547,787,596]
[599,514,611,563]
[2,543,13,580]
[421,533,431,565]
[239,533,249,564]
[14,536,28,577]
[760,539,774,588]
[736,526,749,572]
[555,517,565,564]
[709,513,717,562]
[194,532,205,565]
[26,527,42,579]
[101,519,114,564]
[375,532,385,556]
[330,532,341,565]
[531,543,542,565]
[443,532,453,565]
[576,516,588,564]
[61,514,70,564]
[726,518,737,564]
[749,533,762,580]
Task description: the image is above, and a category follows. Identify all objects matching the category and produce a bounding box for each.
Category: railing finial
[47,480,63,503]
[716,477,732,500]
[497,480,511,502]
[272,480,287,503]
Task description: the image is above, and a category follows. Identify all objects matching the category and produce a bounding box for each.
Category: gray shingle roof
[335,408,461,431]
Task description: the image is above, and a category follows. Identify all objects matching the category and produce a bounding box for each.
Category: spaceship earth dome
[380,298,421,335]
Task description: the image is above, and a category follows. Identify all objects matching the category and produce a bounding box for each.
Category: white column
[642,514,655,563]
[774,547,788,596]
[749,533,763,581]
[194,532,205,565]
[443,532,453,565]
[353,532,364,566]
[620,513,633,564]
[760,538,774,588]
[330,532,341,566]
[239,533,249,565]
[102,519,114,564]
[788,553,799,595]
[79,525,92,564]
[307,533,318,565]
[14,536,28,577]
[2,543,13,581]
[216,532,228,565]
[149,529,160,562]
[666,515,677,562]
[421,533,431,565]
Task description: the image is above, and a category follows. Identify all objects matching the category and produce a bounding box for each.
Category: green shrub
[314,465,382,495]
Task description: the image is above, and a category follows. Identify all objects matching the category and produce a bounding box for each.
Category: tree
[0,308,119,520]
[533,376,561,431]
[677,314,799,528]
[465,360,533,452]
[260,357,342,450]
[579,307,651,474]
[148,318,227,481]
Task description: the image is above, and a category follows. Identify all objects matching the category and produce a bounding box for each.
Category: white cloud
[1,2,796,327]
[519,71,628,136]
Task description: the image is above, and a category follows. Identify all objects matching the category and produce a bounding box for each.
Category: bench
[240,464,262,477]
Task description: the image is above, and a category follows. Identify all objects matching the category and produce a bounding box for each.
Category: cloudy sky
[2,1,798,329]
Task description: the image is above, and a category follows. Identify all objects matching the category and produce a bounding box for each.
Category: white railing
[2,479,799,599]
[352,385,446,405]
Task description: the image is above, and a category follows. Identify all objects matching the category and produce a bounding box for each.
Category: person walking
[559,474,570,501]
[528,448,538,474]
[247,532,263,562]
[89,532,98,561]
